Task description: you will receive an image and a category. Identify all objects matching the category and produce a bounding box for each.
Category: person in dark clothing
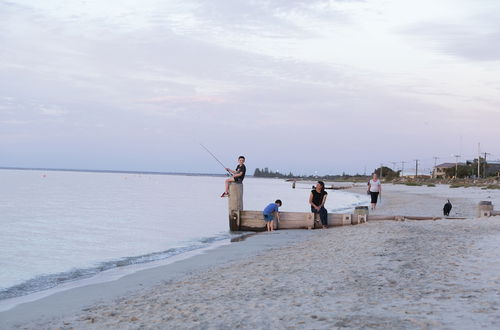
[221,156,246,197]
[443,200,452,216]
[309,181,328,229]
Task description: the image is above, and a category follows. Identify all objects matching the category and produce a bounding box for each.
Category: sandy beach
[2,184,500,329]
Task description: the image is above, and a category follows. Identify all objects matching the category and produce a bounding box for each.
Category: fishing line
[200,143,232,175]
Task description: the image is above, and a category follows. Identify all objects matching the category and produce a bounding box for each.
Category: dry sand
[2,184,500,329]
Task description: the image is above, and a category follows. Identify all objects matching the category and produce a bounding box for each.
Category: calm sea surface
[0,170,368,302]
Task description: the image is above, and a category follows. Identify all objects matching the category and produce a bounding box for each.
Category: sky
[1,0,500,175]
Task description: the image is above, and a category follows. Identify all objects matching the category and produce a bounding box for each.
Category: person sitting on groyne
[221,156,246,197]
[309,181,328,229]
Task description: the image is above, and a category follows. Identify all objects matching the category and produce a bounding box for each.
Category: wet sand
[2,184,500,329]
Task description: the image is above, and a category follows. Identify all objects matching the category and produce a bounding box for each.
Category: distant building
[433,163,465,178]
[486,161,500,176]
[405,174,431,179]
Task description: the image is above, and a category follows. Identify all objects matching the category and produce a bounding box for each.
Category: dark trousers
[311,206,328,226]
[370,192,379,204]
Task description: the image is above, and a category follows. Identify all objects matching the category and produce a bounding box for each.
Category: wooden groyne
[227,183,498,232]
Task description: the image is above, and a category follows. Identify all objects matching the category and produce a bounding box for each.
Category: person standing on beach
[263,199,282,231]
[221,156,246,197]
[309,181,328,229]
[367,173,382,210]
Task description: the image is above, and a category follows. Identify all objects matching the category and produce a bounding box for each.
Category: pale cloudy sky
[1,0,499,175]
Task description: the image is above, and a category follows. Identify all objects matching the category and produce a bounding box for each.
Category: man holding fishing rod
[221,156,246,197]
[200,144,246,198]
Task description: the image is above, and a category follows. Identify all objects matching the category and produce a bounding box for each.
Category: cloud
[40,106,68,116]
[0,119,28,125]
[138,96,226,105]
[399,19,500,61]
[1,0,499,173]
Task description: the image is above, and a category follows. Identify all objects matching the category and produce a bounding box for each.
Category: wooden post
[354,206,369,224]
[354,206,369,217]
[477,201,493,218]
[228,183,244,231]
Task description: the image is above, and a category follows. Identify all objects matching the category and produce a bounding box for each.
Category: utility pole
[477,143,481,178]
[483,152,491,178]
[432,157,439,178]
[453,154,461,179]
[414,159,419,178]
[401,161,406,177]
[380,163,383,178]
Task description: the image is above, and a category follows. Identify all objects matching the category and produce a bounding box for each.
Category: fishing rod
[200,143,232,176]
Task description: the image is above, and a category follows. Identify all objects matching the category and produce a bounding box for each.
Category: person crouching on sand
[309,181,328,229]
[368,173,382,210]
[263,200,282,231]
[221,156,246,197]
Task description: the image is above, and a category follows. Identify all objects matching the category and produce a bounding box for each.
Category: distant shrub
[450,184,463,188]
[485,185,500,190]
[427,184,436,187]
[405,182,422,186]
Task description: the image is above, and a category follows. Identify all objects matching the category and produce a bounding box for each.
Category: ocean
[0,169,368,307]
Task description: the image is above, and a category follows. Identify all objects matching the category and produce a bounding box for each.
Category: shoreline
[6,218,500,329]
[0,179,365,312]
[0,230,316,328]
[2,184,500,328]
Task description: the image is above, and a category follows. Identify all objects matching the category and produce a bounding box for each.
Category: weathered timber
[354,206,369,216]
[239,211,314,231]
[328,214,352,226]
[366,215,397,221]
[477,201,493,217]
[404,216,442,221]
[398,216,467,221]
[228,183,243,231]
[230,200,496,232]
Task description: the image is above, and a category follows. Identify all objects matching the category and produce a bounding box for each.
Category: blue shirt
[263,203,279,215]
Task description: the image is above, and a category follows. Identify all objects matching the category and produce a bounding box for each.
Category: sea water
[0,170,368,303]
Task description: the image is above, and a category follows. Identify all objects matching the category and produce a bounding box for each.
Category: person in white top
[367,173,382,210]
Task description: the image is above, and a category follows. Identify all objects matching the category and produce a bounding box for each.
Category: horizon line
[0,166,227,177]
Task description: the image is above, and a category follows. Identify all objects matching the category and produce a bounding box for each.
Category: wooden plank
[240,211,262,218]
[405,216,441,220]
[240,211,315,230]
[240,211,313,218]
[239,211,315,230]
[367,215,396,221]
[281,212,314,229]
[237,209,475,232]
[328,214,351,226]
[241,218,266,226]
